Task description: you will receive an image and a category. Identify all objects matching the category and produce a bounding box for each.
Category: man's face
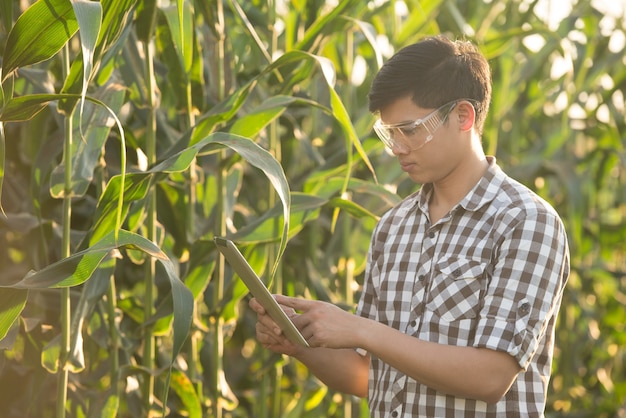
[374,100,458,152]
[376,96,464,184]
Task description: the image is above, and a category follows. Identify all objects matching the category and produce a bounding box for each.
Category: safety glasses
[373,100,459,151]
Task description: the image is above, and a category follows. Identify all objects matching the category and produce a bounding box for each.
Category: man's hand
[248,296,303,357]
[250,295,364,351]
[273,295,363,350]
[249,295,370,398]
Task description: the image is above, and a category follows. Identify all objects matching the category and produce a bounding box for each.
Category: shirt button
[520,302,530,314]
[410,320,417,327]
[428,231,436,239]
[418,274,425,281]
[391,412,399,418]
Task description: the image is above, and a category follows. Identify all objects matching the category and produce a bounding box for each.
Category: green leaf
[90,173,152,244]
[328,196,379,219]
[60,0,137,99]
[99,392,120,418]
[161,0,194,74]
[5,89,126,238]
[0,0,13,33]
[66,257,116,372]
[184,241,216,299]
[227,0,273,66]
[41,334,62,373]
[227,192,326,243]
[151,147,198,173]
[0,91,122,124]
[195,132,291,278]
[99,0,137,55]
[257,50,377,192]
[0,122,5,214]
[163,131,293,254]
[6,230,162,289]
[184,80,258,148]
[228,98,288,138]
[88,145,197,244]
[50,84,126,198]
[0,94,65,122]
[71,0,103,118]
[0,288,28,341]
[134,0,157,43]
[7,230,192,379]
[228,95,326,138]
[293,0,360,52]
[1,0,79,80]
[168,369,203,418]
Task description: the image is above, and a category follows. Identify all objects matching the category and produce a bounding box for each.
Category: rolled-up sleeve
[473,205,570,369]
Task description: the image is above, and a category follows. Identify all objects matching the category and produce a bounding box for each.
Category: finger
[256,322,283,343]
[248,297,266,315]
[255,309,283,335]
[256,322,296,353]
[274,295,313,312]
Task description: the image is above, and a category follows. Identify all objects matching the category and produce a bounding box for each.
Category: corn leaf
[1,0,78,80]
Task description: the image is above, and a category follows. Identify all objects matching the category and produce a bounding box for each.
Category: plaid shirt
[356,157,570,417]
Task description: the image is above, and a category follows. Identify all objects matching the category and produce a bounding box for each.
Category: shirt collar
[415,156,504,215]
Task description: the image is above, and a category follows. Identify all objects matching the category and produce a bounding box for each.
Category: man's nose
[390,139,410,155]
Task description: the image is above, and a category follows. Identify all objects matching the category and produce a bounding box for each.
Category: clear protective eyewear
[373,100,459,151]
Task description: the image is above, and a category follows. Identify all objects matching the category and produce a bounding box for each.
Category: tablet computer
[214,236,309,347]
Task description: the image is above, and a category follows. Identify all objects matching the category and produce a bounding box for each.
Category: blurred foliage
[0,0,624,417]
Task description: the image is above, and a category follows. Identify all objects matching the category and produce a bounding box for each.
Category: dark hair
[368,35,492,134]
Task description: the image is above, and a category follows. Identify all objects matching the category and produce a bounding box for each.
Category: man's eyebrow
[381,118,418,126]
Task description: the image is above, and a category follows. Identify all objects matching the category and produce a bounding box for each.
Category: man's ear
[456,101,476,132]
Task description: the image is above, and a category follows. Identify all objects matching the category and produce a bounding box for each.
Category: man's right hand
[249,296,304,357]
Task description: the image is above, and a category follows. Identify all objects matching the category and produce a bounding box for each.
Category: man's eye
[399,125,419,136]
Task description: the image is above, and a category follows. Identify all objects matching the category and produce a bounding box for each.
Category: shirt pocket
[426,257,486,322]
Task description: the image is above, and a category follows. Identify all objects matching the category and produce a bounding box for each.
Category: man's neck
[428,154,489,224]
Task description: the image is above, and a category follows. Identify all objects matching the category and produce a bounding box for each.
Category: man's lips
[399,161,416,171]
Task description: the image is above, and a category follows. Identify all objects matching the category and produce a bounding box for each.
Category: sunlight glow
[534,0,626,29]
[351,55,367,87]
[609,30,626,53]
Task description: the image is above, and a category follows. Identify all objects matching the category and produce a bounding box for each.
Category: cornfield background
[0,0,624,417]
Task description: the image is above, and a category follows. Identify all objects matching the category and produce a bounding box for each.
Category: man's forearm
[357,318,521,403]
[294,347,369,397]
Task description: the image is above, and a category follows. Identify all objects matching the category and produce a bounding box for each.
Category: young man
[250,35,570,417]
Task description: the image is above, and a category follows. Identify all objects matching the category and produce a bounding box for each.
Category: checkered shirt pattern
[356,157,570,418]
